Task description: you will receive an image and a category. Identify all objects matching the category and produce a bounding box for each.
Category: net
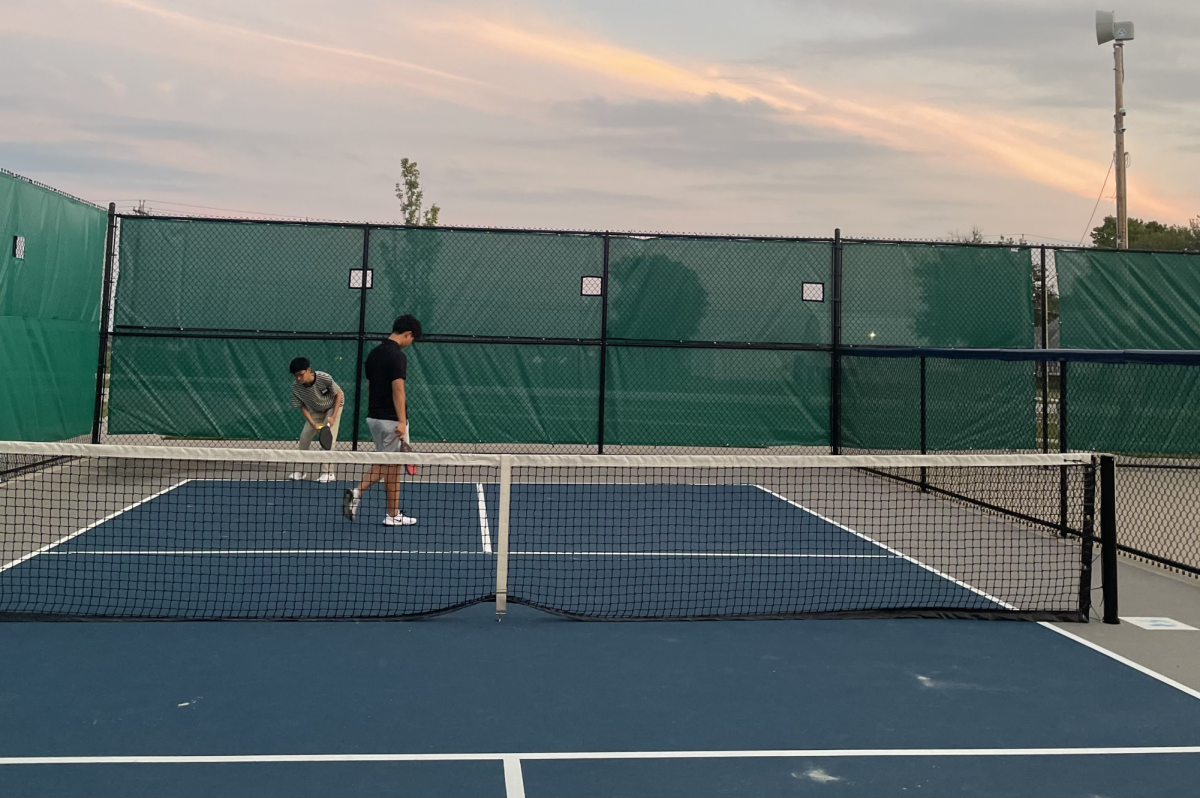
[0,442,1096,621]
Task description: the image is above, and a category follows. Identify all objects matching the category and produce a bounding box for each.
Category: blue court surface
[2,479,1199,796]
[2,477,1005,618]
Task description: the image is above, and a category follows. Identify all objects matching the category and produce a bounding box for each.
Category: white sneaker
[342,488,361,521]
[288,471,306,481]
[382,514,418,526]
[317,473,336,483]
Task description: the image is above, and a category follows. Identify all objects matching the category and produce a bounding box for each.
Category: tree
[946,227,1017,245]
[1090,215,1200,251]
[395,158,441,226]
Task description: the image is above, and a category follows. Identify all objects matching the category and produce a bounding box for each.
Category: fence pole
[1059,359,1069,535]
[596,234,611,454]
[919,356,927,491]
[830,229,843,454]
[351,226,371,451]
[1040,245,1049,454]
[91,203,118,444]
[1100,455,1119,624]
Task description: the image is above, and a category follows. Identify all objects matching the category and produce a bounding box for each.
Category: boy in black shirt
[343,315,422,525]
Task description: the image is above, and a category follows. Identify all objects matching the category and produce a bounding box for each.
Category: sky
[1,0,1197,242]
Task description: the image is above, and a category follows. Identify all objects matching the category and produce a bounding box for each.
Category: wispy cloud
[448,14,1184,218]
[0,0,1194,234]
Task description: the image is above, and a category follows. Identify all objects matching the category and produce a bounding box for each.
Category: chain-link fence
[90,215,1200,578]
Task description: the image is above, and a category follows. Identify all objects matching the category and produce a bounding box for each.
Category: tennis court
[4,443,1199,797]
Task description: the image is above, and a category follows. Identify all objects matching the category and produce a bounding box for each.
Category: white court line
[753,485,1015,610]
[1039,622,1200,702]
[502,755,525,798]
[2,746,1199,765]
[0,479,192,573]
[45,550,893,558]
[749,487,1200,704]
[476,483,493,554]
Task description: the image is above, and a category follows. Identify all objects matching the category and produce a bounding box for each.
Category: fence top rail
[112,214,835,243]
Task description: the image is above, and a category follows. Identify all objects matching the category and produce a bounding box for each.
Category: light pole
[1096,11,1134,249]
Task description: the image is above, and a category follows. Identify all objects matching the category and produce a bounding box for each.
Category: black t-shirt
[364,339,408,421]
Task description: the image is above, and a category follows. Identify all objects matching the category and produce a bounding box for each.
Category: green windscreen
[403,343,599,445]
[606,237,829,343]
[1056,249,1200,349]
[926,358,1035,451]
[841,243,1035,347]
[365,228,603,339]
[602,346,828,448]
[0,172,106,441]
[110,337,600,446]
[1069,361,1200,455]
[840,355,1036,452]
[115,219,365,332]
[108,336,361,441]
[840,356,919,451]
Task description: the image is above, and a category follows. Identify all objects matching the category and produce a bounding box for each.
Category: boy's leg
[293,416,318,479]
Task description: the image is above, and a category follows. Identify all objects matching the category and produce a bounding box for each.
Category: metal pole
[830,229,843,455]
[1078,456,1097,621]
[91,203,118,444]
[1040,246,1049,453]
[1059,360,1069,536]
[596,234,611,454]
[350,226,371,451]
[1114,42,1128,250]
[919,356,927,491]
[1100,455,1120,624]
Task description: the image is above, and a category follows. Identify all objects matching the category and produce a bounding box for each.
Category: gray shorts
[367,417,408,453]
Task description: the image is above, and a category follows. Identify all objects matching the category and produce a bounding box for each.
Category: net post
[495,454,512,616]
[91,203,118,444]
[1100,454,1120,624]
[1058,359,1069,535]
[596,234,610,454]
[351,226,371,451]
[919,356,927,491]
[829,229,842,455]
[1078,457,1097,619]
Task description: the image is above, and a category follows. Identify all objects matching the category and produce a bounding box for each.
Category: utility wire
[1078,154,1116,247]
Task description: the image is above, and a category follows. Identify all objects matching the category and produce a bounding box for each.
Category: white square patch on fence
[802,282,824,302]
[13,235,25,260]
[348,268,373,289]
[1121,617,1198,631]
[581,276,602,296]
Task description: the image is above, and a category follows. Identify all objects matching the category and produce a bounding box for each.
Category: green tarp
[1056,249,1200,349]
[1069,361,1200,455]
[841,243,1035,347]
[0,172,106,441]
[840,356,1035,452]
[606,237,829,343]
[603,346,828,448]
[109,336,599,446]
[366,228,602,339]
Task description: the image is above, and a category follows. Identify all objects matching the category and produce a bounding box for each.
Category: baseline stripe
[2,747,1199,766]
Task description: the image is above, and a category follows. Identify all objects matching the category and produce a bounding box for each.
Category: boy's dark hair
[392,314,423,340]
[288,357,310,375]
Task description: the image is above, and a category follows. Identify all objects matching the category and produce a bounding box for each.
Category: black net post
[1100,454,1120,624]
[1059,359,1069,535]
[830,229,842,454]
[351,225,371,451]
[1078,457,1097,619]
[596,233,610,454]
[919,356,927,490]
[91,202,118,444]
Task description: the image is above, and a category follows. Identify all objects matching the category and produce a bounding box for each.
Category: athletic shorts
[367,417,409,453]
